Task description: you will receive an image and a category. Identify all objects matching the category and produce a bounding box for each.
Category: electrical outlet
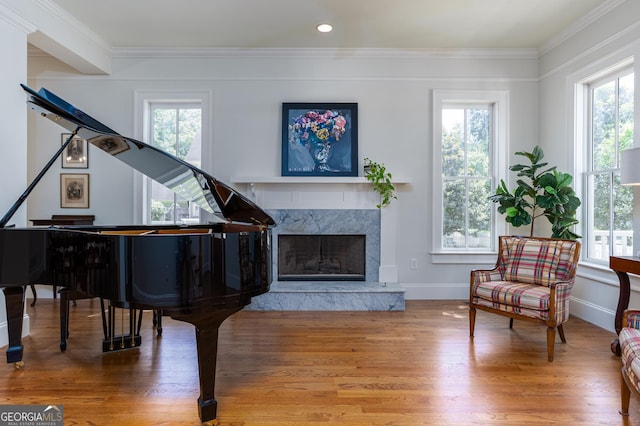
[410,258,418,269]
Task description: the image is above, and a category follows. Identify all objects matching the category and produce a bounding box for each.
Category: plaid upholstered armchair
[620,309,640,416]
[469,236,581,361]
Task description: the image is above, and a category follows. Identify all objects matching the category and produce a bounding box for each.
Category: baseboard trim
[401,282,468,300]
[401,282,616,332]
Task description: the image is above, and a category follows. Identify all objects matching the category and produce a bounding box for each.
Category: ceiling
[49,0,612,51]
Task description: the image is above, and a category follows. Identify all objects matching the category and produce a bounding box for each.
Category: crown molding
[0,3,37,34]
[539,0,627,55]
[111,46,538,60]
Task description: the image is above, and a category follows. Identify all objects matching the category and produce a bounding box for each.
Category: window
[441,106,492,248]
[134,91,210,225]
[432,90,508,260]
[583,68,634,263]
[149,103,202,224]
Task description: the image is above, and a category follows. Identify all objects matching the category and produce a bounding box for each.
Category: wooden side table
[610,255,640,355]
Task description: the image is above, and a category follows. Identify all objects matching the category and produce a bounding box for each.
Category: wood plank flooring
[0,299,638,425]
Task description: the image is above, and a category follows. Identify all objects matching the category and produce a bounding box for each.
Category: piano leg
[2,286,25,365]
[153,309,163,336]
[59,288,71,351]
[171,308,241,423]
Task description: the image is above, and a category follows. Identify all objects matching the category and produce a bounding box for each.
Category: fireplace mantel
[230,176,412,185]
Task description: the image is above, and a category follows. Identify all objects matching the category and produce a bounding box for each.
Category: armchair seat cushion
[472,280,550,310]
[472,281,550,320]
[621,327,640,394]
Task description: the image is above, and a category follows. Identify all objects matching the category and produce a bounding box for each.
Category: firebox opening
[278,234,366,281]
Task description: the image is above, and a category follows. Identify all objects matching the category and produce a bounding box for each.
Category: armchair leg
[558,324,566,343]
[469,307,476,338]
[621,369,631,416]
[546,327,556,362]
[509,318,514,329]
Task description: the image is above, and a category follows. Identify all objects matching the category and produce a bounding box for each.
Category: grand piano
[0,84,276,423]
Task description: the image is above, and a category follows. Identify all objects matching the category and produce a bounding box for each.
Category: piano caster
[198,398,218,426]
[14,361,24,370]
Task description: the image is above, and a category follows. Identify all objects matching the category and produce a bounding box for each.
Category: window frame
[580,64,634,265]
[431,89,509,264]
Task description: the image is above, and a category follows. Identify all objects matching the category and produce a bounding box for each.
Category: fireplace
[267,209,380,283]
[278,234,366,281]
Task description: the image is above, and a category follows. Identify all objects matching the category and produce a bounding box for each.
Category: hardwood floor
[0,299,638,425]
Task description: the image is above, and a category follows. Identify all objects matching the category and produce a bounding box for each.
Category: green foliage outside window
[153,108,201,160]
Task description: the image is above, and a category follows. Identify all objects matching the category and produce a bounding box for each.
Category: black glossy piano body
[0,85,275,423]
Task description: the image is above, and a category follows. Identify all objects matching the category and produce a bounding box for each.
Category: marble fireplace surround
[230,177,409,310]
[269,209,381,283]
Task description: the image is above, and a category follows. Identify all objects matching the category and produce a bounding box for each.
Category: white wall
[26,48,539,301]
[0,7,31,346]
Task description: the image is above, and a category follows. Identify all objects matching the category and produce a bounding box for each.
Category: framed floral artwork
[60,173,90,208]
[61,133,88,168]
[281,103,358,176]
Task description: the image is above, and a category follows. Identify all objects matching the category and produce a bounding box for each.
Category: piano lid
[21,84,275,227]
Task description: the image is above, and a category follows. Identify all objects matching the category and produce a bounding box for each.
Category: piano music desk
[30,215,95,226]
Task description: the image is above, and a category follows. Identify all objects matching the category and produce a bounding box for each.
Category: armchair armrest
[623,309,640,329]
[547,278,575,290]
[470,268,502,284]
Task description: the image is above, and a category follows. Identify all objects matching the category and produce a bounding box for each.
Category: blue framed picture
[282,102,358,176]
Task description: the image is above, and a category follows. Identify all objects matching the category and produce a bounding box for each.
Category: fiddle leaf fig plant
[488,146,581,240]
[364,157,396,208]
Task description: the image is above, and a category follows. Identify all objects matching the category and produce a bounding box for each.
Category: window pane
[468,178,491,248]
[591,173,611,260]
[442,108,464,177]
[153,109,177,154]
[619,73,635,155]
[613,173,633,256]
[178,109,202,165]
[592,81,616,171]
[443,179,465,248]
[467,109,489,177]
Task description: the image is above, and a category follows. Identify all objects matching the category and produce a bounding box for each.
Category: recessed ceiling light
[316,23,333,33]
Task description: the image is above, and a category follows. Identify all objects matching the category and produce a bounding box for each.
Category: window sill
[430,251,498,265]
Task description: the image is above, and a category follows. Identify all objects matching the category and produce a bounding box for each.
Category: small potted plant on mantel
[364,157,396,208]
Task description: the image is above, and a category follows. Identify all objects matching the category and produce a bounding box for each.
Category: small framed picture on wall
[61,133,88,168]
[60,173,90,208]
